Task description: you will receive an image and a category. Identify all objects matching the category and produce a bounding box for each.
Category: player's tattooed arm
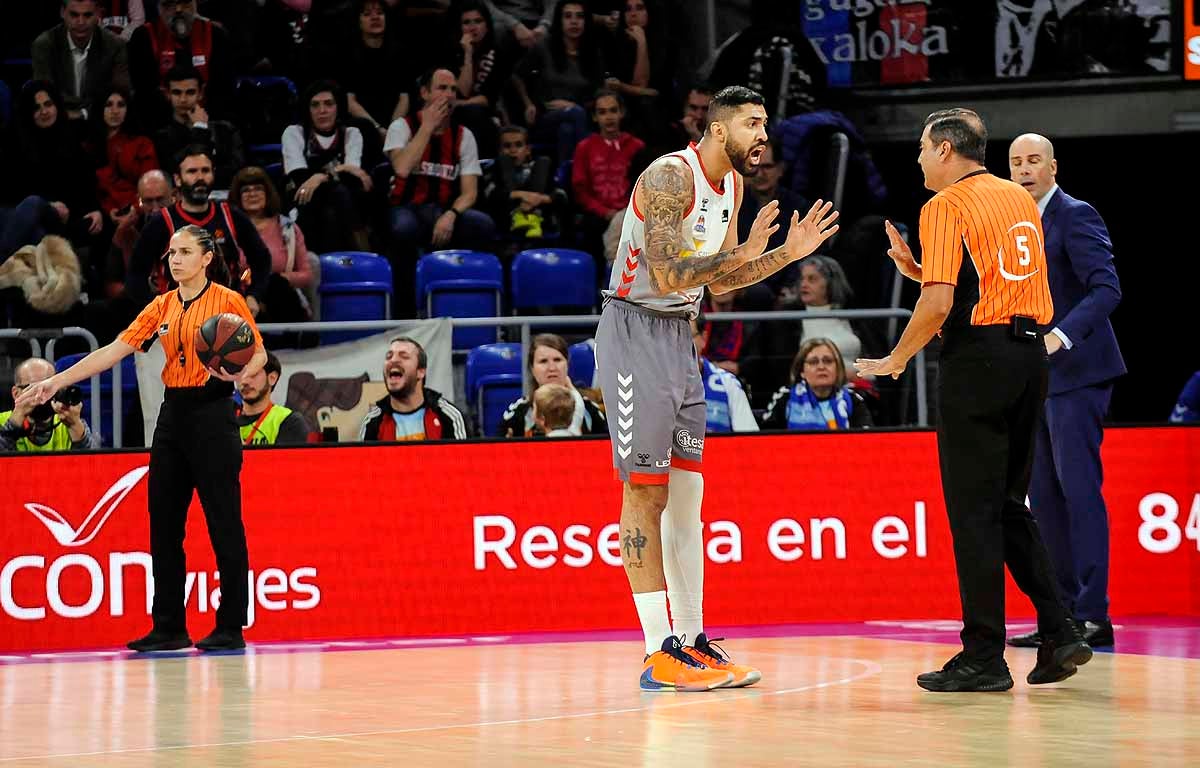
[709,200,840,294]
[640,157,780,295]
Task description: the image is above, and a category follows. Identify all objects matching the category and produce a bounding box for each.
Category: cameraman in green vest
[235,351,313,445]
[1,358,100,452]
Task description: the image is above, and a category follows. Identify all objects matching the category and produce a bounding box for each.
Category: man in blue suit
[1006,134,1125,648]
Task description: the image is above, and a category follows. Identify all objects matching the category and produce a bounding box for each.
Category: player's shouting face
[719,103,769,177]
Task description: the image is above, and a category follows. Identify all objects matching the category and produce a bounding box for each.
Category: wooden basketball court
[3,624,1198,767]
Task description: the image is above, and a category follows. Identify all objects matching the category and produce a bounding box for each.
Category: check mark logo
[24,466,149,547]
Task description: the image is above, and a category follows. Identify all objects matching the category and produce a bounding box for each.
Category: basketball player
[18,225,265,653]
[595,85,840,691]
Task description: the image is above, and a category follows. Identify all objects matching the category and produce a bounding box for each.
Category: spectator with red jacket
[91,86,159,223]
[570,88,643,261]
[359,336,469,441]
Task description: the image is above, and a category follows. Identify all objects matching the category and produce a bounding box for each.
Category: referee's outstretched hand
[15,378,57,409]
[855,354,907,380]
[884,220,922,282]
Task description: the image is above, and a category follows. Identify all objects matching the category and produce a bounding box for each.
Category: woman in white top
[281,80,373,253]
[795,254,862,371]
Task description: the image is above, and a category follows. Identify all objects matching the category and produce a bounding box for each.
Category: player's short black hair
[706,86,765,132]
[924,108,987,164]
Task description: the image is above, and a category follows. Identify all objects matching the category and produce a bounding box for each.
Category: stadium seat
[465,343,523,437]
[53,353,138,447]
[264,162,285,192]
[567,340,595,388]
[510,248,596,313]
[415,250,503,351]
[318,251,392,344]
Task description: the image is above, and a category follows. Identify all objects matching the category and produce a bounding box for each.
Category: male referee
[857,108,1091,692]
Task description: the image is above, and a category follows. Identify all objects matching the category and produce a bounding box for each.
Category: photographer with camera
[0,358,99,452]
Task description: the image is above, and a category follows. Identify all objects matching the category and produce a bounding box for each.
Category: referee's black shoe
[195,627,246,651]
[1027,622,1093,685]
[917,652,1014,692]
[127,629,192,652]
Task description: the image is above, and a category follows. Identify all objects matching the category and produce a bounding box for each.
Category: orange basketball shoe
[683,633,762,688]
[640,636,734,691]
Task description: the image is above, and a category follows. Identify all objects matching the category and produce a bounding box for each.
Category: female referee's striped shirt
[118,281,263,388]
[920,171,1054,331]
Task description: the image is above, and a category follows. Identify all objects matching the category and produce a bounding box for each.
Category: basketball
[195,312,256,374]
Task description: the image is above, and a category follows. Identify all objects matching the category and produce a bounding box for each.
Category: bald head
[138,170,173,214]
[14,358,54,388]
[1009,133,1057,203]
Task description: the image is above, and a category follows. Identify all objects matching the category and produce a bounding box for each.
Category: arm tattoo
[708,245,793,293]
[641,159,754,294]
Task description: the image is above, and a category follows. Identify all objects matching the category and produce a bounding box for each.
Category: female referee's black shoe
[917,652,1014,692]
[127,629,192,652]
[195,628,246,651]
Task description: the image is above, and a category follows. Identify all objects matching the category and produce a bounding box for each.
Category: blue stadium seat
[264,162,285,191]
[415,250,503,350]
[318,252,392,344]
[567,340,595,388]
[465,343,523,437]
[511,248,596,312]
[53,353,138,447]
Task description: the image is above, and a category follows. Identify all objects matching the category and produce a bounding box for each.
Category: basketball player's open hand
[743,199,780,257]
[884,220,921,281]
[855,353,908,380]
[784,199,840,263]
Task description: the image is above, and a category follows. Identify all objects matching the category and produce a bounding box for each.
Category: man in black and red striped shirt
[384,67,496,311]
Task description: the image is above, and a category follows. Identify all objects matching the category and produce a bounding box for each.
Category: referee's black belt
[164,380,234,404]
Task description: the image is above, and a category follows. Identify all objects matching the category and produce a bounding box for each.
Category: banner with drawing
[135,321,453,443]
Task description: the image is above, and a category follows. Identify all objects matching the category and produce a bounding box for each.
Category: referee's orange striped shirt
[118,281,263,388]
[920,171,1053,326]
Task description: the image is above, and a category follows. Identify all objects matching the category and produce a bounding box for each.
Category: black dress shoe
[1027,623,1093,685]
[195,628,246,651]
[127,629,192,652]
[1007,629,1043,648]
[917,652,1014,692]
[1079,619,1114,647]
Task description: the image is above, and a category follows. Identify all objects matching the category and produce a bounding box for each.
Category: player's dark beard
[726,136,764,177]
[387,372,418,401]
[180,179,211,205]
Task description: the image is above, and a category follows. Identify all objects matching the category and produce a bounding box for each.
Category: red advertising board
[1,428,1197,652]
[1189,0,1200,81]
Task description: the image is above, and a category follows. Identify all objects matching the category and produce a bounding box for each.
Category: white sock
[662,468,705,643]
[633,590,672,656]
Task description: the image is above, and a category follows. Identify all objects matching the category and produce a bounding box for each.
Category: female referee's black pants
[936,326,1069,663]
[147,392,249,634]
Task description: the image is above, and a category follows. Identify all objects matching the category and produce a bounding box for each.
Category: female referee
[17,225,266,653]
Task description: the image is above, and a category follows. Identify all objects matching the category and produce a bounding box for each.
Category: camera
[53,385,83,407]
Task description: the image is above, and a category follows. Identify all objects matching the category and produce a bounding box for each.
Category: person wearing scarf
[761,337,873,430]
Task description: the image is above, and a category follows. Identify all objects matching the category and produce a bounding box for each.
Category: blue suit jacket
[1042,188,1126,396]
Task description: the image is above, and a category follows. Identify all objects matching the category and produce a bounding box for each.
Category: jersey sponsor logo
[694,215,706,235]
[996,221,1043,282]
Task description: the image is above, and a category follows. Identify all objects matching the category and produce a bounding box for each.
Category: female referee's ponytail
[178,225,232,287]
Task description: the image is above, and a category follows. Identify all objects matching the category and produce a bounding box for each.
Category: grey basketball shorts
[595,300,706,484]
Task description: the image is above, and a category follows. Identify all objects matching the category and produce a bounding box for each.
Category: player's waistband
[602,296,695,321]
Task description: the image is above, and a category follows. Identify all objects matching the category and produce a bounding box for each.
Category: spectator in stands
[128,0,235,126]
[0,82,103,245]
[91,86,159,226]
[106,168,173,297]
[360,336,469,440]
[515,0,606,164]
[694,289,745,375]
[230,166,313,324]
[100,0,147,40]
[153,64,243,190]
[645,84,710,160]
[1170,371,1200,423]
[761,338,873,431]
[283,80,373,254]
[0,197,57,263]
[451,0,517,159]
[0,358,100,451]
[693,329,758,433]
[489,0,553,46]
[387,67,495,304]
[737,135,809,298]
[571,88,643,261]
[236,351,314,444]
[499,333,606,437]
[32,0,131,123]
[485,124,566,239]
[602,0,672,134]
[791,254,862,371]
[125,144,270,309]
[341,0,413,164]
[533,382,575,437]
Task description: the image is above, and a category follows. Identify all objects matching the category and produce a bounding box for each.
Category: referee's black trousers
[937,326,1069,663]
[147,392,249,634]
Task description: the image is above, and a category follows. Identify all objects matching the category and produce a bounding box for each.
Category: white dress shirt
[1036,184,1072,350]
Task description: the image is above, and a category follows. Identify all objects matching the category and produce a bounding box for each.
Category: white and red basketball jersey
[603,143,737,318]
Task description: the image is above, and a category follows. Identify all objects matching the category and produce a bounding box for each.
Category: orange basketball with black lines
[195,313,255,374]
